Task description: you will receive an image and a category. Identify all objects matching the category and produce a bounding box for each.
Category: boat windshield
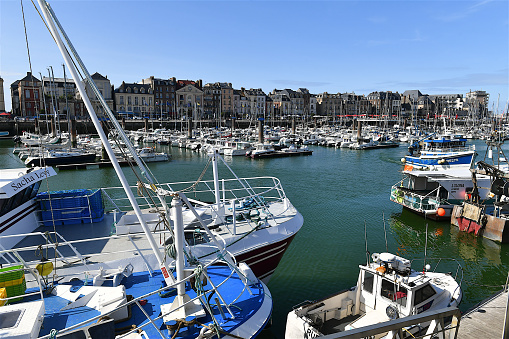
[381,278,408,307]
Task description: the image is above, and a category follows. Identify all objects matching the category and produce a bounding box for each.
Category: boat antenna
[364,220,369,265]
[382,212,388,252]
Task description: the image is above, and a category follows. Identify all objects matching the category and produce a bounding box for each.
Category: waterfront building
[244,88,267,120]
[309,94,317,116]
[233,88,250,119]
[203,83,220,119]
[218,83,234,118]
[75,72,114,118]
[339,93,370,117]
[465,90,490,119]
[176,84,204,120]
[367,91,401,117]
[297,88,311,118]
[265,95,275,119]
[270,89,304,116]
[177,79,202,91]
[41,76,84,119]
[316,92,341,117]
[114,82,154,118]
[0,76,5,112]
[10,72,43,117]
[140,76,177,119]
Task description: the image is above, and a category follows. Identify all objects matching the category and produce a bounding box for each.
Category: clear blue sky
[1,0,508,112]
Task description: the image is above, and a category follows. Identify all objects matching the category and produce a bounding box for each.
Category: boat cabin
[286,252,462,338]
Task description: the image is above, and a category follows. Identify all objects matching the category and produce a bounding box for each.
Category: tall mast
[37,0,175,285]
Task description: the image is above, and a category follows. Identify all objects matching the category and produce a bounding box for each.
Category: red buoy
[437,208,446,217]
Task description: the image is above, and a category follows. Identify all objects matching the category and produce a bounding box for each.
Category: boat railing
[101,176,288,216]
[1,228,252,337]
[410,257,464,300]
[317,307,461,339]
[422,144,475,153]
[390,184,447,212]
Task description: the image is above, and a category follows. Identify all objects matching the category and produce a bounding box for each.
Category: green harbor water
[2,139,509,338]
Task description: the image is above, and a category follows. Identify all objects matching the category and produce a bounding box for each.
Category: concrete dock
[459,289,508,338]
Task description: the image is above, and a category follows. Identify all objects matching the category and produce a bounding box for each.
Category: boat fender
[400,158,406,163]
[386,305,399,320]
[371,253,380,262]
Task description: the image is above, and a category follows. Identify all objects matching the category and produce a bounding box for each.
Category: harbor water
[2,138,508,338]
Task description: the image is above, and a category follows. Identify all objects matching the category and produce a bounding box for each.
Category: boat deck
[22,266,267,338]
[8,199,299,275]
[321,314,362,334]
[458,289,508,338]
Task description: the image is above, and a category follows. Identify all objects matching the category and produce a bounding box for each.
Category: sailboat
[0,1,272,337]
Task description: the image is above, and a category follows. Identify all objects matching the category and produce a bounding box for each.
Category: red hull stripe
[235,233,297,278]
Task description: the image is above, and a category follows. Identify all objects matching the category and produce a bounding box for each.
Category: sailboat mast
[37,0,174,284]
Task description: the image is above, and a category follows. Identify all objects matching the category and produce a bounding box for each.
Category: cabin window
[381,279,408,307]
[363,271,374,293]
[413,284,436,306]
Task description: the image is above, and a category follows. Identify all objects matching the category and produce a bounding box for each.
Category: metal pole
[37,0,174,285]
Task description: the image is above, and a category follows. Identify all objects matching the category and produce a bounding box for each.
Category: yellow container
[0,277,23,288]
[0,287,6,306]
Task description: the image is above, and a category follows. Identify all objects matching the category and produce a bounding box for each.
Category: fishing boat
[0,166,57,250]
[286,251,462,338]
[402,134,475,170]
[390,167,492,220]
[0,1,273,337]
[451,160,509,242]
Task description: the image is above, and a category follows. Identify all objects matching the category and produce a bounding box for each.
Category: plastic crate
[37,189,104,226]
[0,265,24,284]
[0,265,25,304]
[4,278,26,304]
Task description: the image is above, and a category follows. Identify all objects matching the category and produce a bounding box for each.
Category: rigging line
[21,0,33,76]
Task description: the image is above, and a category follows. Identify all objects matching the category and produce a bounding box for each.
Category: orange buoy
[437,208,446,217]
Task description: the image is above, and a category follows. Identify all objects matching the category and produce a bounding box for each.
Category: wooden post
[188,118,193,138]
[51,117,56,137]
[71,117,77,148]
[258,119,263,144]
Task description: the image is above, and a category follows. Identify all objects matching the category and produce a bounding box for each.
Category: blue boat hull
[405,152,474,169]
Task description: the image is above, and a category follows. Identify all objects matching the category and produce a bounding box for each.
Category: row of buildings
[4,72,491,121]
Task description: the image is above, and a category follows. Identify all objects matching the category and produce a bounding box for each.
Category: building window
[135,97,138,105]
[119,96,124,105]
[25,90,30,99]
[149,98,152,105]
